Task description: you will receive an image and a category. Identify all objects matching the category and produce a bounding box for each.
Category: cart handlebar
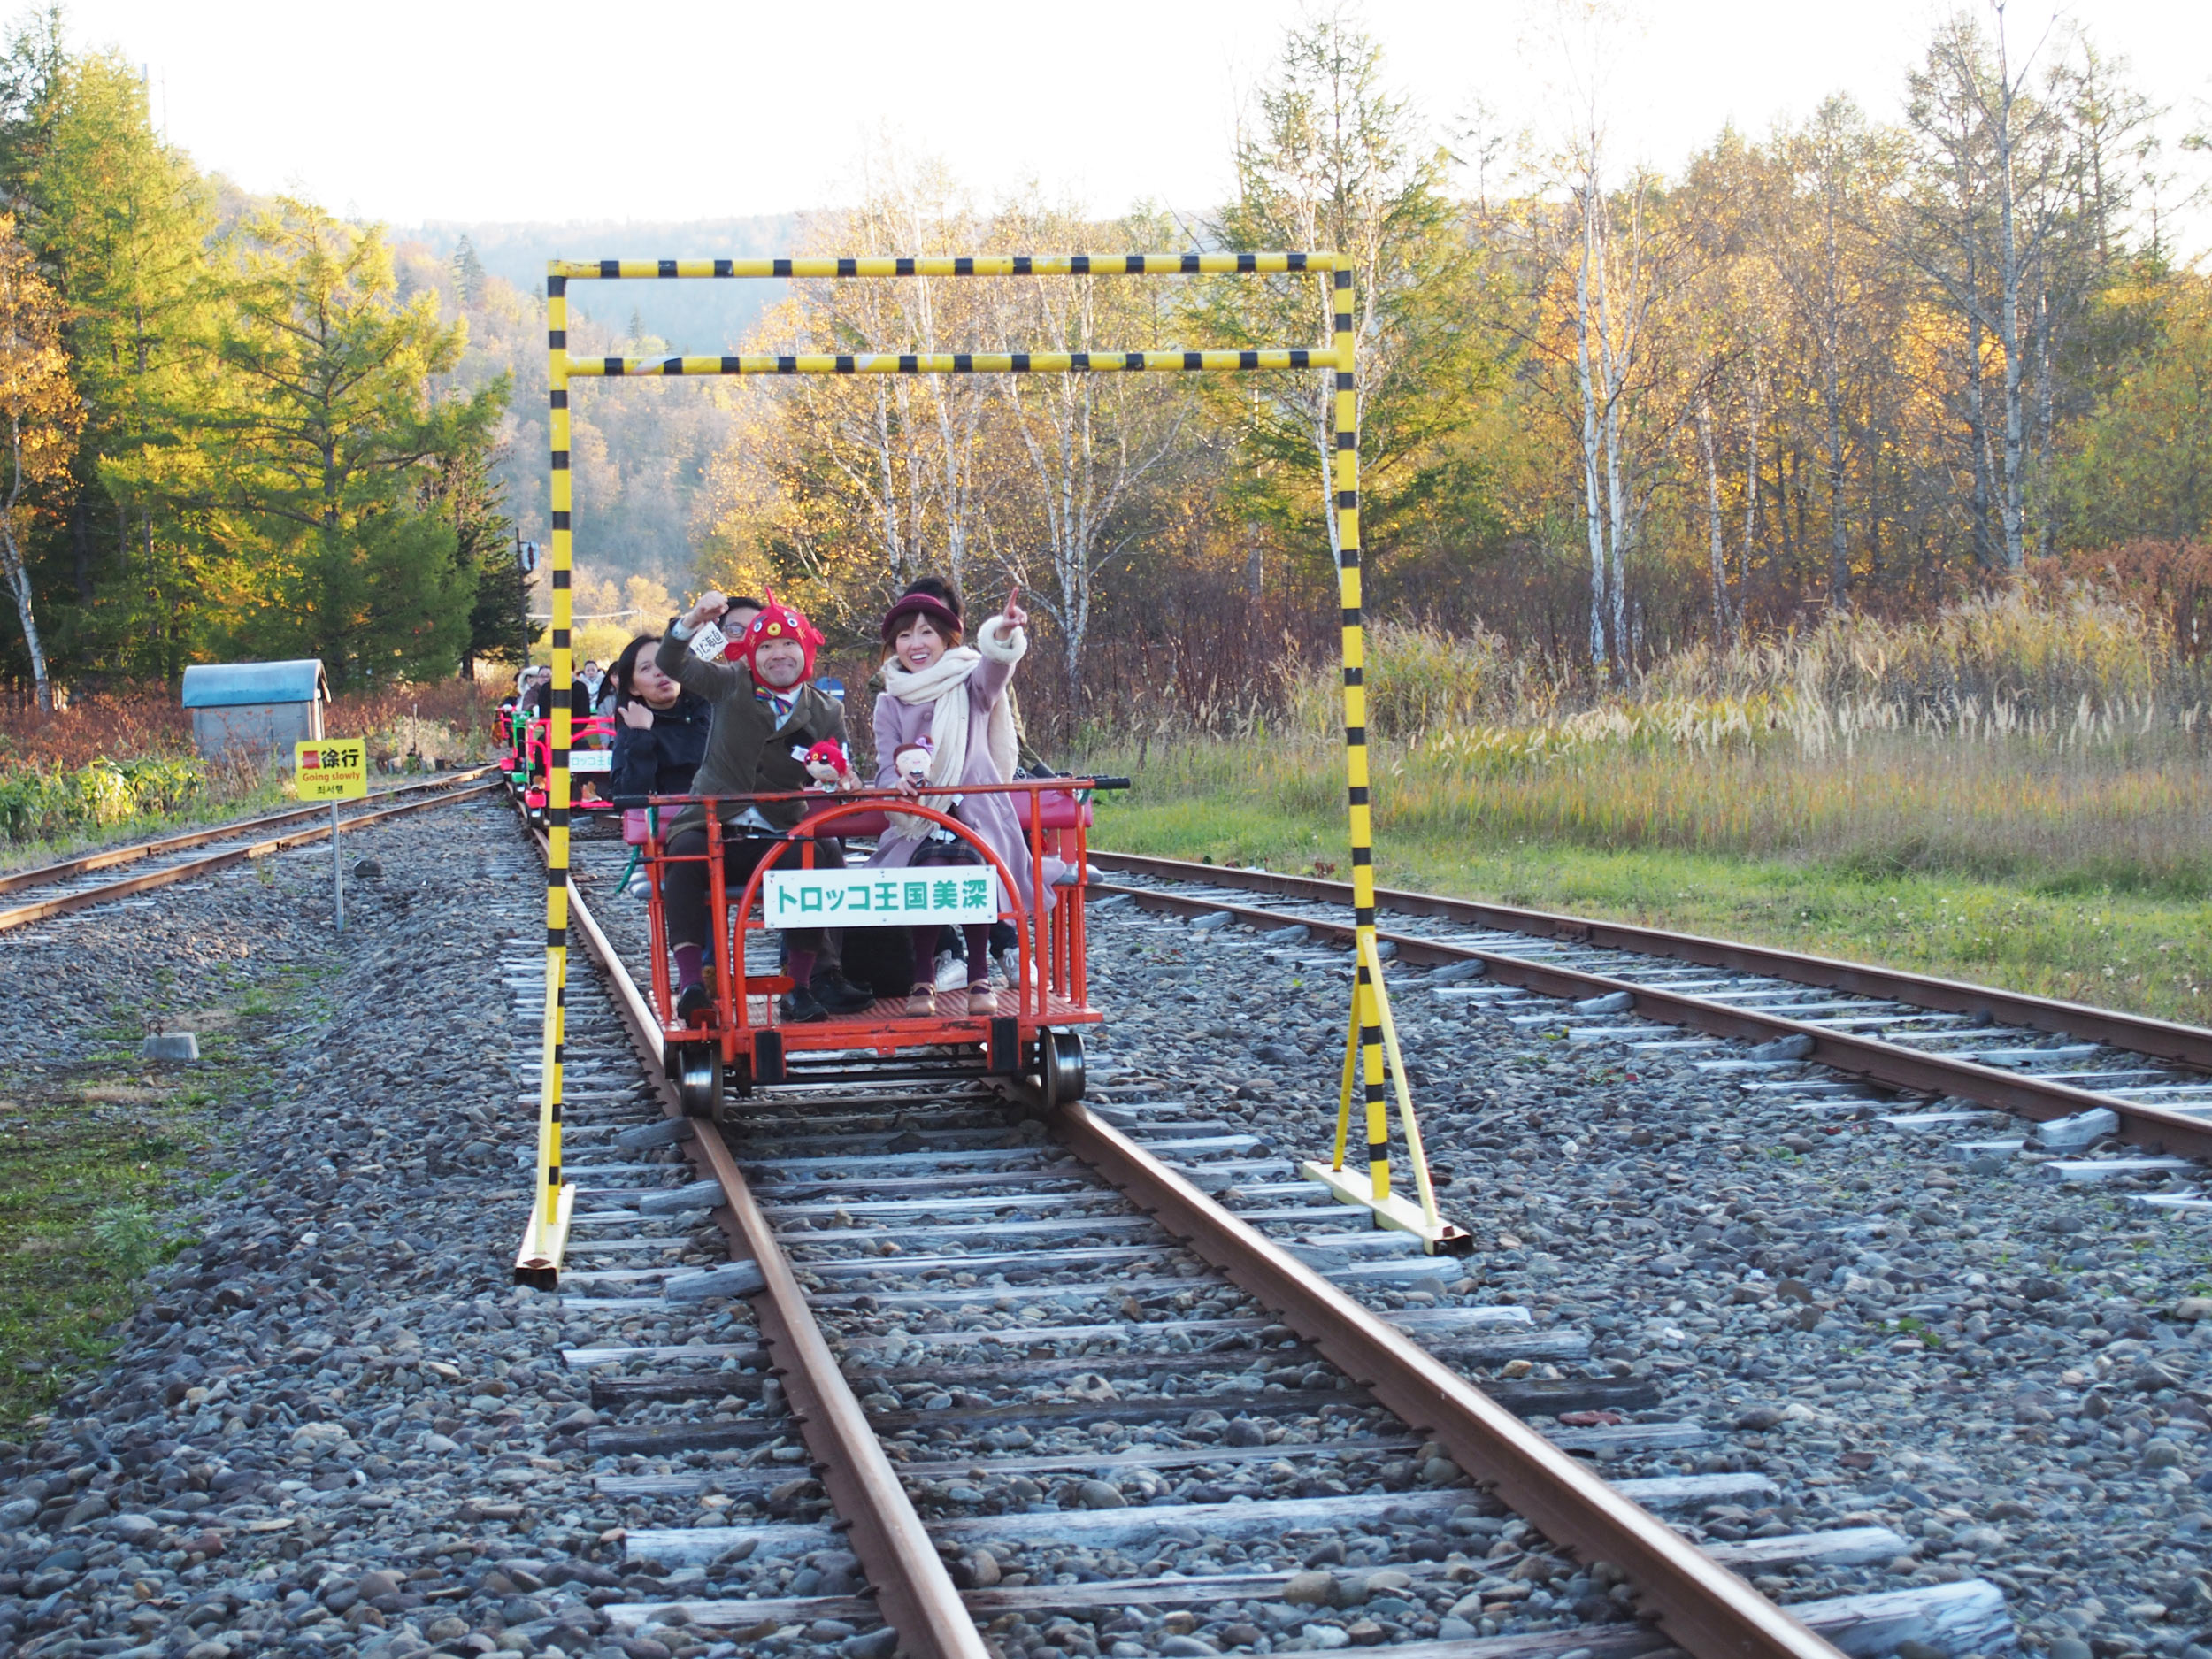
[608,776,1129,810]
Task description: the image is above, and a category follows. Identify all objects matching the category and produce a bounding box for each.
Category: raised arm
[971,612,1025,705]
[654,617,750,703]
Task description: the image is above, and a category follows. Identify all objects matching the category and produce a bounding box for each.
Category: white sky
[55,0,2212,246]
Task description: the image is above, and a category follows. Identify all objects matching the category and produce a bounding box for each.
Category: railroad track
[0,769,501,936]
[510,825,2022,1659]
[1086,851,2212,1209]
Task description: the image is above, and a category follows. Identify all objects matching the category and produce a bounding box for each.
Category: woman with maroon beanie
[868,574,1071,1016]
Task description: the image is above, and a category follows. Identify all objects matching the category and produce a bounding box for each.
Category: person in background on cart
[719,596,764,655]
[870,575,1078,1018]
[527,667,590,727]
[579,658,607,721]
[655,591,876,1024]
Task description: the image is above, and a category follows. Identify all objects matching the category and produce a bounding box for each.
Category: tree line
[689,3,2210,731]
[2,3,2206,727]
[0,12,523,707]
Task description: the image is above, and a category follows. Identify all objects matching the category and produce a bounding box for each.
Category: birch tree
[773,151,995,595]
[988,202,1190,710]
[1903,4,2078,570]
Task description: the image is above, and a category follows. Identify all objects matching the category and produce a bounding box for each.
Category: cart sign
[294,739,367,800]
[763,867,1000,926]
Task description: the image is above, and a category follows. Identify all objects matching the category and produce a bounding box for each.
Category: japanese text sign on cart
[293,740,367,800]
[762,868,999,926]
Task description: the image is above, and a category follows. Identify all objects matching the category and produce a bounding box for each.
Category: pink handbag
[623,808,652,845]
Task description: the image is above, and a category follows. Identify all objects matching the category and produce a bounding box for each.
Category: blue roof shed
[180,660,328,759]
[181,660,329,710]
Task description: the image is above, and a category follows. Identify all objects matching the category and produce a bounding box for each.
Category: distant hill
[389,217,819,588]
[403,215,803,352]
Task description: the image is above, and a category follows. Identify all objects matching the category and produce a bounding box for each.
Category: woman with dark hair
[608,633,711,803]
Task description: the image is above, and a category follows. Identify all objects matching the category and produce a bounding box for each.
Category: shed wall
[190,701,323,760]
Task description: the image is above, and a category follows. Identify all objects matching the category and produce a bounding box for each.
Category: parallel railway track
[505,822,2024,1659]
[0,769,501,936]
[1087,851,2212,1194]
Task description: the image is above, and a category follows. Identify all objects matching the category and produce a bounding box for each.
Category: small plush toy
[800,738,854,789]
[893,739,934,789]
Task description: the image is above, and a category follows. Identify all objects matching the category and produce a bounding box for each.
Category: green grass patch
[0,766,292,877]
[0,980,302,1429]
[1092,738,2212,1029]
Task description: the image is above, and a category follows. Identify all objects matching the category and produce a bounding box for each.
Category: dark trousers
[664,827,841,962]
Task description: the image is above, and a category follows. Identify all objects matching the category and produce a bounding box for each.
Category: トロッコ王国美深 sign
[762,867,1000,926]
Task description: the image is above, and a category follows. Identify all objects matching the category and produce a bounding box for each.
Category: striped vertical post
[1331,268,1392,1205]
[517,265,576,1284]
[1306,261,1469,1255]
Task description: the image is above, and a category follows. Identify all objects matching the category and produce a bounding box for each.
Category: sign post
[295,739,367,931]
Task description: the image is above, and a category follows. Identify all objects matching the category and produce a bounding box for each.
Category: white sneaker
[934,950,968,991]
[995,949,1022,989]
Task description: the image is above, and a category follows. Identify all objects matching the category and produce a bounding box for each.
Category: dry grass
[1081,585,2212,1025]
[1099,584,2212,895]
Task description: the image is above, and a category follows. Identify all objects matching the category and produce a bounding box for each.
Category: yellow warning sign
[294,739,367,800]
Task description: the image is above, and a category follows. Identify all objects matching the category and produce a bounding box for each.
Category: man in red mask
[652,590,874,1023]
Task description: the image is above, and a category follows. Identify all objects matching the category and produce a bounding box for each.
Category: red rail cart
[624,778,1112,1117]
[516,714,618,825]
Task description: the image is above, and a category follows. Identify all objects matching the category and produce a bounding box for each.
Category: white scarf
[883,616,1024,840]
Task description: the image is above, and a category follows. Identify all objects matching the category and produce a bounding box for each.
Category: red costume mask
[735,591,825,680]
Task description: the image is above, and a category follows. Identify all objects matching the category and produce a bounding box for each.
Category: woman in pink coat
[869,575,1068,1017]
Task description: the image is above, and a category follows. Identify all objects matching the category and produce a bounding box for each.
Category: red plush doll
[800,738,855,790]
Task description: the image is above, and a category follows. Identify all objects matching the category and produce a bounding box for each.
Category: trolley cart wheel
[675,1043,724,1119]
[1040,1027,1086,1110]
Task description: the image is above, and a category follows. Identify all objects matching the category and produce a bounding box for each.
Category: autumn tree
[0,213,84,708]
[2,30,216,678]
[987,198,1194,707]
[1194,5,1486,574]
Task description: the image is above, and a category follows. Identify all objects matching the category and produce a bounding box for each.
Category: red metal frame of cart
[635,779,1100,1087]
[519,713,618,814]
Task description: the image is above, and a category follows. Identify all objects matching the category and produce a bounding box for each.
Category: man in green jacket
[654,590,874,1024]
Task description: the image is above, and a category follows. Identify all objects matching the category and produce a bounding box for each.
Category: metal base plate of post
[1301,1158,1474,1255]
[513,1183,575,1289]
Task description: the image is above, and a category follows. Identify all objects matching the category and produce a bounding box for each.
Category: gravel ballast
[5,811,2208,1659]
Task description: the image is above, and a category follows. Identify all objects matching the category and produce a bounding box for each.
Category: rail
[0,766,495,895]
[1089,849,2212,1069]
[1053,1102,1847,1659]
[0,776,505,935]
[1089,852,2212,1163]
[530,825,991,1659]
[533,808,1861,1659]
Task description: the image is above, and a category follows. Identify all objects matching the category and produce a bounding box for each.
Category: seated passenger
[870,575,1069,1018]
[610,630,711,795]
[655,590,874,1024]
[527,667,590,727]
